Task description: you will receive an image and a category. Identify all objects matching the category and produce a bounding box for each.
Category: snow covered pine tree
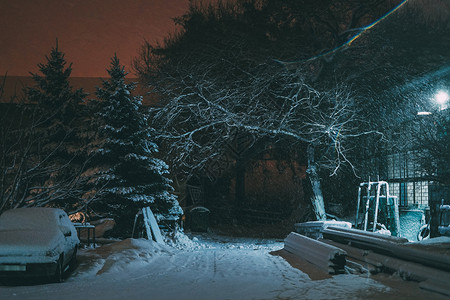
[91,55,182,237]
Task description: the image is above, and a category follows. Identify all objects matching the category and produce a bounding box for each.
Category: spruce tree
[24,41,88,209]
[27,41,86,147]
[91,55,182,236]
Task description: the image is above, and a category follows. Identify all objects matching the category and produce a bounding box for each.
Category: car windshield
[0,208,58,231]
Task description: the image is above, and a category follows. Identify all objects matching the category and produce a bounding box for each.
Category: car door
[57,212,76,266]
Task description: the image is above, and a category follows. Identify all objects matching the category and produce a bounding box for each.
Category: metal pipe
[372,182,381,232]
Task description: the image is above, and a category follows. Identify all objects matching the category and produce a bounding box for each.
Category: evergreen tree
[91,55,182,236]
[23,41,88,210]
[27,41,86,147]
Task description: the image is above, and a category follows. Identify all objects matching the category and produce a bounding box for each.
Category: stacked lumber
[294,220,352,239]
[322,226,450,272]
[321,227,450,296]
[319,238,382,274]
[284,232,347,274]
[323,226,409,244]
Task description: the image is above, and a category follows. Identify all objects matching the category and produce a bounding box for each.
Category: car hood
[0,229,63,257]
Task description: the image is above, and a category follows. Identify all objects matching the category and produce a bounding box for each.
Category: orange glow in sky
[0,0,189,77]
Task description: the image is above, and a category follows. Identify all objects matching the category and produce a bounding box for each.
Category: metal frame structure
[355,180,400,236]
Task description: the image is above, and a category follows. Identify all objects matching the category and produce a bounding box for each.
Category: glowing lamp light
[435,90,449,110]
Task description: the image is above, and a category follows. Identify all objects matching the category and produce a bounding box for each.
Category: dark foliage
[0,43,90,213]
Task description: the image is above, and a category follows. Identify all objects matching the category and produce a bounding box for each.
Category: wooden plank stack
[322,226,450,272]
[284,232,347,274]
[320,226,450,296]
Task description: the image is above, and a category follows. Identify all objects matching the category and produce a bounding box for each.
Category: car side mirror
[60,226,72,237]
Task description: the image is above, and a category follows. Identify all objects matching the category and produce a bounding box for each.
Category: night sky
[0,0,191,77]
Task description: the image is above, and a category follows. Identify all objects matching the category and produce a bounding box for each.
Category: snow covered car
[0,207,79,282]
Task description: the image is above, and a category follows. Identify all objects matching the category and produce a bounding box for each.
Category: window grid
[387,152,429,207]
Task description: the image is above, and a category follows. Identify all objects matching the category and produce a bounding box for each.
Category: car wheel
[53,255,64,283]
[69,247,77,271]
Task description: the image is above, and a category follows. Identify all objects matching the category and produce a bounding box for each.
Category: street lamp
[417,89,449,115]
[435,90,449,110]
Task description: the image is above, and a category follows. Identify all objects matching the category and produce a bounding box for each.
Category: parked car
[0,207,79,282]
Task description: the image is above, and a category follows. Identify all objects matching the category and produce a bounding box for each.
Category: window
[387,152,429,207]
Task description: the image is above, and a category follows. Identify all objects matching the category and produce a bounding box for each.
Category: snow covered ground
[0,233,396,300]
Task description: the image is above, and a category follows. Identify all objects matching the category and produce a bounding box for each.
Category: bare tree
[0,51,99,215]
[139,55,375,220]
[134,0,398,220]
[0,100,100,214]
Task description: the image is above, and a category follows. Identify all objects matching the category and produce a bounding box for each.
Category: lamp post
[417,90,450,237]
[424,89,449,237]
